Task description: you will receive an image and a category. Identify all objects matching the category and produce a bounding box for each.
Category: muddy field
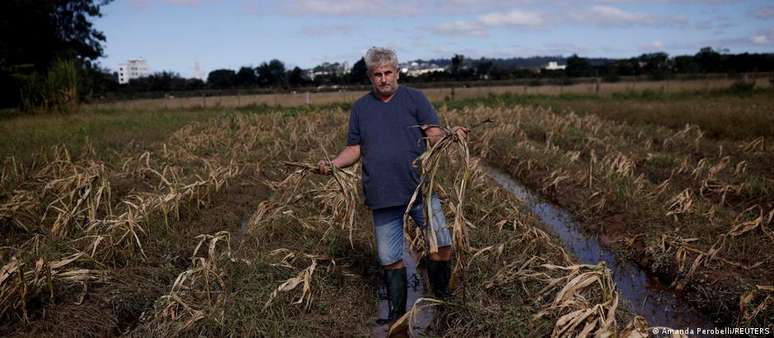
[1,88,772,336]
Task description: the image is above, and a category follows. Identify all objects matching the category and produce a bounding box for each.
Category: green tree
[475,59,493,79]
[451,54,465,77]
[207,69,236,89]
[235,66,258,87]
[673,55,700,73]
[128,71,188,92]
[695,47,723,73]
[349,58,368,84]
[19,59,79,113]
[268,59,287,87]
[257,59,287,87]
[638,52,671,79]
[78,65,117,102]
[0,0,113,108]
[565,54,593,77]
[288,67,307,87]
[256,63,273,87]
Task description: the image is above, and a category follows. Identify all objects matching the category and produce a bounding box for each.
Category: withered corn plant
[444,103,773,329]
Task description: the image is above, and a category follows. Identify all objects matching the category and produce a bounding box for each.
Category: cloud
[433,8,543,36]
[640,40,665,51]
[586,5,657,25]
[480,9,544,26]
[431,0,538,14]
[692,28,774,51]
[571,5,686,27]
[751,28,774,46]
[282,0,421,16]
[751,35,768,45]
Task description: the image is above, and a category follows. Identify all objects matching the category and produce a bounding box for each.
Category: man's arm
[422,125,469,147]
[318,145,361,175]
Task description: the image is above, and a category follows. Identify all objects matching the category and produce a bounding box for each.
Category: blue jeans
[371,195,452,266]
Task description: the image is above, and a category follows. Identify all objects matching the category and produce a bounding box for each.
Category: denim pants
[371,195,452,266]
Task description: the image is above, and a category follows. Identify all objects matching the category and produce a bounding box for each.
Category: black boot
[376,267,407,326]
[427,260,453,300]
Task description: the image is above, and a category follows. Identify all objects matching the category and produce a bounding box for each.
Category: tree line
[117,58,369,96]
[118,48,773,96]
[1,0,772,111]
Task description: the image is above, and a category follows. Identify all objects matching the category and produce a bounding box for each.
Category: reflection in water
[484,165,713,330]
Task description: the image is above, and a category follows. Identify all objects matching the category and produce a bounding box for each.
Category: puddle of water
[483,165,714,330]
[372,244,434,338]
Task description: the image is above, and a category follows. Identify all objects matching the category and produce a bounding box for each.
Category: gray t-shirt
[347,86,439,209]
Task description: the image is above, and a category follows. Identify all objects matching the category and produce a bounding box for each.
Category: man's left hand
[451,126,470,141]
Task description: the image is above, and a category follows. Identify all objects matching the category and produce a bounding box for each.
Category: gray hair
[364,47,398,69]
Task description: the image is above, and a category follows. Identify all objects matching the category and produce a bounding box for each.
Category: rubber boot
[427,260,453,300]
[376,267,407,326]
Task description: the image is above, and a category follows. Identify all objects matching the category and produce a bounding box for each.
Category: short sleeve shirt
[347,86,439,209]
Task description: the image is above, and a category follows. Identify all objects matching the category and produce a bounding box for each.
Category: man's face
[368,64,399,98]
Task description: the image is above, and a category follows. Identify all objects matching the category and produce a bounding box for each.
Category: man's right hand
[317,160,333,175]
[317,145,360,175]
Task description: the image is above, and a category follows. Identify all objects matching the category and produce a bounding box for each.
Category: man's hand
[317,160,334,175]
[316,145,361,176]
[422,125,444,146]
[452,126,470,141]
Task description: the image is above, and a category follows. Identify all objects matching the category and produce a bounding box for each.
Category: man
[317,47,467,326]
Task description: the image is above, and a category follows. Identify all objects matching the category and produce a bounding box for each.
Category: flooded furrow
[483,165,714,330]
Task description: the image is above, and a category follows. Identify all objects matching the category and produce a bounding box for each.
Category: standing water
[483,165,714,330]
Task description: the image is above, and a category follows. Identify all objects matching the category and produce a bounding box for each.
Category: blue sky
[95,0,774,78]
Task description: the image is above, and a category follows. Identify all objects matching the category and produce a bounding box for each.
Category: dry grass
[132,231,235,336]
[403,124,474,295]
[0,253,107,322]
[4,98,742,335]
[449,102,773,328]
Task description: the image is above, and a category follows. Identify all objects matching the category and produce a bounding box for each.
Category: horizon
[95,0,774,78]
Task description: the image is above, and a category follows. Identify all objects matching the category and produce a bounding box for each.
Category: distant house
[118,59,149,84]
[310,62,349,80]
[400,61,445,77]
[543,61,566,71]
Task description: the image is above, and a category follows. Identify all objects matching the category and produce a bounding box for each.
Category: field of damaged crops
[1,89,772,337]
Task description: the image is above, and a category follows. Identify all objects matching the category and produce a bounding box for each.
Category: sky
[95,0,774,78]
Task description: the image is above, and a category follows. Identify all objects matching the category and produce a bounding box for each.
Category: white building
[544,61,566,71]
[118,59,149,84]
[400,61,445,77]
